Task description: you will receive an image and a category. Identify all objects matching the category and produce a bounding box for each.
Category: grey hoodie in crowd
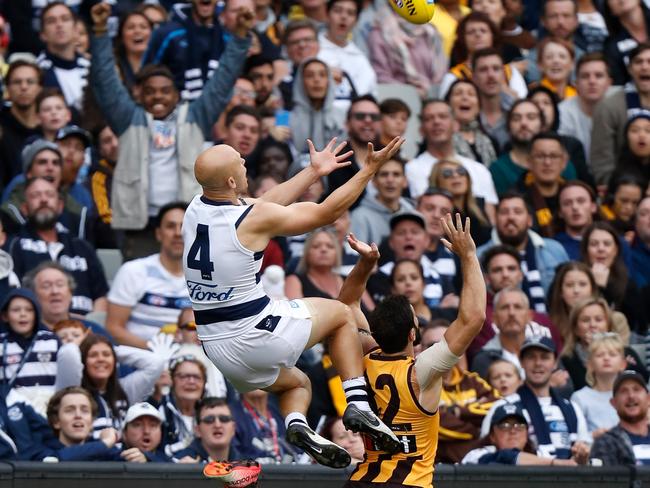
[290,58,345,154]
[350,193,415,245]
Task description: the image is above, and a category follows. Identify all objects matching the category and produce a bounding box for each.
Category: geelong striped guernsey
[182,195,268,340]
[349,350,439,488]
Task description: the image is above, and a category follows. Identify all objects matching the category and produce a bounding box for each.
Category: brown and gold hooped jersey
[349,350,439,488]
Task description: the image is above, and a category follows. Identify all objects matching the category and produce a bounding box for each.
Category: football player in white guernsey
[183,136,404,469]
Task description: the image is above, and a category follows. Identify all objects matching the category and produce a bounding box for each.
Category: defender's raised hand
[440,213,476,259]
[307,138,353,177]
[347,233,379,263]
[364,136,404,174]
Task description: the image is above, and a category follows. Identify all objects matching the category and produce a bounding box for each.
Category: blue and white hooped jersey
[183,196,268,340]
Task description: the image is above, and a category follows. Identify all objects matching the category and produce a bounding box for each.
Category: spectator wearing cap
[316,0,377,116]
[405,99,498,210]
[367,209,457,311]
[43,386,123,461]
[517,133,570,238]
[36,3,90,111]
[477,192,569,295]
[0,60,43,187]
[591,44,650,186]
[0,138,101,244]
[350,156,414,246]
[120,402,170,462]
[462,403,583,465]
[481,336,591,461]
[174,397,241,463]
[7,177,109,316]
[89,4,251,260]
[106,202,190,349]
[55,124,93,208]
[590,370,650,465]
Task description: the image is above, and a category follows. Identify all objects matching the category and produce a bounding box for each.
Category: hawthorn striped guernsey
[348,349,439,488]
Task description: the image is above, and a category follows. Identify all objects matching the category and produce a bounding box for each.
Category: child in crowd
[487,359,522,399]
[0,288,60,415]
[570,333,626,438]
[53,319,89,346]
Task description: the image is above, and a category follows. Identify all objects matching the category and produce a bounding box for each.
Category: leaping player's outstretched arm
[257,138,353,206]
[337,233,379,354]
[241,137,404,240]
[414,214,486,410]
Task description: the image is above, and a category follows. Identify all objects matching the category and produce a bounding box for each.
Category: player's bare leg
[265,367,351,468]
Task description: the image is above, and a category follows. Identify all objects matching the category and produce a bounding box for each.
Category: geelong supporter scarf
[517,384,577,459]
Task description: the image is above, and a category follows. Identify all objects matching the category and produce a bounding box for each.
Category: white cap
[124,402,164,425]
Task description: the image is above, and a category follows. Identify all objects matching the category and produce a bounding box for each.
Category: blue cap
[55,125,91,148]
[519,335,556,358]
[490,403,528,427]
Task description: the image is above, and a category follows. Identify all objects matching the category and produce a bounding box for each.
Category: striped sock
[342,376,371,411]
[285,412,309,430]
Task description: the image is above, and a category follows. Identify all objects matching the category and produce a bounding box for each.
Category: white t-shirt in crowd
[405,151,498,203]
[108,253,190,341]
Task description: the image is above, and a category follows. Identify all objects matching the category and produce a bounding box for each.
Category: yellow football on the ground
[388,0,435,24]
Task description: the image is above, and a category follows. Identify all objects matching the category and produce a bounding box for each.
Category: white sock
[342,376,371,411]
[285,412,309,430]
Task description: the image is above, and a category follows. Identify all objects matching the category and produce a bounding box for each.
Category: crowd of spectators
[0,0,649,472]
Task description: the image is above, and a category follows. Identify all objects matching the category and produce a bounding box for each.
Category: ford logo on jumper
[187,281,234,301]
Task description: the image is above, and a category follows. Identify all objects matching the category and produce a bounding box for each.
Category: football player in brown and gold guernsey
[340,214,486,488]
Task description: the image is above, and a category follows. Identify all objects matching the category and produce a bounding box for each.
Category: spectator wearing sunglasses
[174,397,241,463]
[429,158,493,246]
[462,403,578,465]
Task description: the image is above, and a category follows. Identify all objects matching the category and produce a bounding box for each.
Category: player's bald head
[194,144,243,191]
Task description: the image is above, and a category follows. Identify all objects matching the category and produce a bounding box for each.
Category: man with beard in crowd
[477,192,569,296]
[7,177,109,315]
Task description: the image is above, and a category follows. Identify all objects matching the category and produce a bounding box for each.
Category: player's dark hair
[369,295,416,353]
[327,0,362,16]
[136,63,176,86]
[530,131,566,153]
